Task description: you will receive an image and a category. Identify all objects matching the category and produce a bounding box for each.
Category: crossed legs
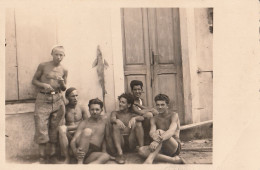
[138,129,183,164]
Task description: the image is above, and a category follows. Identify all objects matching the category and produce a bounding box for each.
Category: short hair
[51,45,65,55]
[118,93,134,107]
[88,98,103,109]
[65,87,77,98]
[154,94,170,104]
[130,80,143,90]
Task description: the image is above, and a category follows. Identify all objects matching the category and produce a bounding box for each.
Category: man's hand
[150,132,160,142]
[116,119,126,129]
[128,117,136,128]
[42,83,54,91]
[133,102,142,108]
[149,141,160,152]
[150,108,159,116]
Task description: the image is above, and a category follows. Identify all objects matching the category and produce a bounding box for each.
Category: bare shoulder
[111,110,119,115]
[61,64,68,73]
[99,115,108,125]
[169,111,179,121]
[38,61,49,69]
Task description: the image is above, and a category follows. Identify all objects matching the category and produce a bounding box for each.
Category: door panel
[156,9,175,64]
[157,74,177,111]
[123,8,145,65]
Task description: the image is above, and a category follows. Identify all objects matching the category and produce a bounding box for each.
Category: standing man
[138,94,185,164]
[130,80,158,144]
[58,87,88,163]
[32,45,68,163]
[70,98,111,164]
[111,93,144,164]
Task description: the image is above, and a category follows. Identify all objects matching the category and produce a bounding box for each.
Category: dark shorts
[84,143,101,159]
[161,137,181,157]
[34,92,65,144]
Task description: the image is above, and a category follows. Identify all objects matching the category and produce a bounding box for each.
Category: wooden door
[122,8,184,124]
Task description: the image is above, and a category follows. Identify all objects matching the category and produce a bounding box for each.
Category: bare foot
[143,159,153,164]
[171,156,186,164]
[63,158,70,164]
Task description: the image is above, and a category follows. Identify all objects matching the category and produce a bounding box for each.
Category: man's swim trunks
[160,136,181,157]
[34,92,65,144]
[84,143,101,159]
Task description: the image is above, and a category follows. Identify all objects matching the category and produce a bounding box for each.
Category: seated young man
[111,93,145,164]
[58,87,88,163]
[130,80,158,118]
[69,98,110,164]
[130,80,159,144]
[138,94,185,164]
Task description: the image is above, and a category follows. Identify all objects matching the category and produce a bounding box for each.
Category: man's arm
[149,117,157,138]
[58,68,68,91]
[160,113,178,142]
[132,105,148,116]
[70,121,85,154]
[110,111,117,124]
[81,106,89,120]
[110,111,125,128]
[32,63,53,90]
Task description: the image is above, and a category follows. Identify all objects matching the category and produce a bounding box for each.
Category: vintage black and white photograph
[5,7,213,164]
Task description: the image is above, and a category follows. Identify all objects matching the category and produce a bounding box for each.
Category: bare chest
[42,65,64,80]
[155,117,171,130]
[85,120,106,134]
[65,107,83,124]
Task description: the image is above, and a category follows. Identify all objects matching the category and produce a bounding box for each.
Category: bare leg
[58,125,70,163]
[143,112,153,145]
[84,152,110,164]
[76,128,92,164]
[139,146,183,164]
[38,143,46,163]
[112,124,124,155]
[144,143,162,164]
[134,122,144,147]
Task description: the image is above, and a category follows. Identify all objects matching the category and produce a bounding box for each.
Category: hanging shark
[92,45,109,112]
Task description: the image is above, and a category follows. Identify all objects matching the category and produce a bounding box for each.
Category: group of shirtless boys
[32,45,185,164]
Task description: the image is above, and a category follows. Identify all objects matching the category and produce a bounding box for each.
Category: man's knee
[144,112,153,118]
[58,125,67,134]
[82,128,93,137]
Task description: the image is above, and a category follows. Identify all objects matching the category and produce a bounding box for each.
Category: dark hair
[88,98,103,109]
[130,80,143,90]
[154,94,170,104]
[118,93,134,107]
[65,87,77,98]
